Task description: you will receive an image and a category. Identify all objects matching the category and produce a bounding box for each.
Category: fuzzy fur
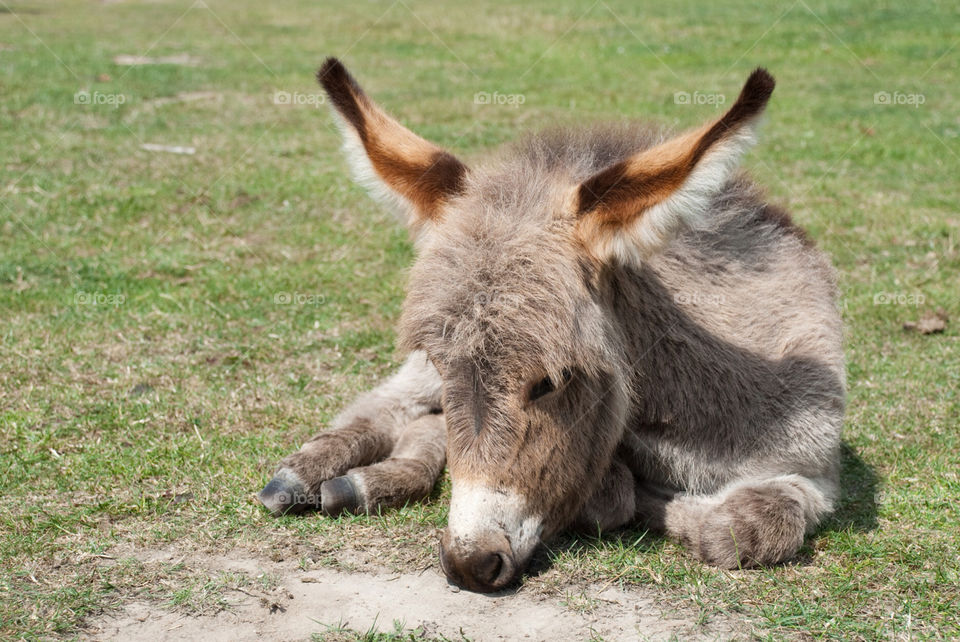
[261,61,845,592]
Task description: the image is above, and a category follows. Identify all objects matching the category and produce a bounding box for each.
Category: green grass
[311,618,473,642]
[1,0,958,639]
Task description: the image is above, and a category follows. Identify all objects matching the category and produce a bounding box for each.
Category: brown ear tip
[316,57,350,88]
[744,67,776,99]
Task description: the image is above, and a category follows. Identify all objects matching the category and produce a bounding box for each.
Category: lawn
[1,0,958,639]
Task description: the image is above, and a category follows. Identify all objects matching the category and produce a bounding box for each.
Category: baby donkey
[259,59,845,593]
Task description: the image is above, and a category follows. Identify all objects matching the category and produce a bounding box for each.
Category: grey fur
[261,66,844,592]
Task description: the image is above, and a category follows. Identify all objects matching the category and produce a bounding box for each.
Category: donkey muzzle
[439,529,519,593]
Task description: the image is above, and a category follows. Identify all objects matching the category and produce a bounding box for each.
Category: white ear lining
[330,113,421,228]
[592,121,761,266]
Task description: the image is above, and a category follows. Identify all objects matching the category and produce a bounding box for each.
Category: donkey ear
[575,68,775,265]
[317,58,468,231]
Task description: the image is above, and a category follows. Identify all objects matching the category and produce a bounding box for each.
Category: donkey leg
[258,351,441,516]
[572,458,636,532]
[320,412,446,515]
[573,458,678,533]
[664,474,836,568]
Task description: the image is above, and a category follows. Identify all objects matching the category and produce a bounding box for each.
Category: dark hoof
[320,475,363,516]
[257,468,318,516]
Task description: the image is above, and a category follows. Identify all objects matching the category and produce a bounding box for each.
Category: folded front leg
[572,457,677,533]
[572,458,637,532]
[321,412,447,515]
[258,351,441,516]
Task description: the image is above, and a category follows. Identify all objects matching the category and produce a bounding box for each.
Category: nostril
[491,552,517,588]
[439,536,519,593]
[475,552,503,586]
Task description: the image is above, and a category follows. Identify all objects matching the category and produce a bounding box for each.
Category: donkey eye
[528,376,555,402]
[527,368,572,403]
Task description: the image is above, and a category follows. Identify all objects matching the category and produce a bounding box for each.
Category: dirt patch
[82,548,739,641]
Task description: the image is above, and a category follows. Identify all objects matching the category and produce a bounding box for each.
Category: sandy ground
[81,548,739,641]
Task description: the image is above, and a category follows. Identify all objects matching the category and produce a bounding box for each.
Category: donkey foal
[259,59,845,593]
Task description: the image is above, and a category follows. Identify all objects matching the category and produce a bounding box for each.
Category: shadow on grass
[525,439,878,581]
[524,526,667,585]
[820,440,879,533]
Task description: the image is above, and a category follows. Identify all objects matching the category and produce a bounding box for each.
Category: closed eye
[528,376,554,401]
[527,368,572,403]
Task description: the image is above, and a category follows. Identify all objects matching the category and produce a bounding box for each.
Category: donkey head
[318,59,774,592]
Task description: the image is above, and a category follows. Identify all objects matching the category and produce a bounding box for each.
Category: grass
[1,0,958,639]
[312,618,473,642]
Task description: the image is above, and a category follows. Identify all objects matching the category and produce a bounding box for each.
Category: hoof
[320,475,363,516]
[257,468,317,516]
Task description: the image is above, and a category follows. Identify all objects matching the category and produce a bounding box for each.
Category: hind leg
[320,412,447,515]
[258,352,441,516]
[664,474,836,568]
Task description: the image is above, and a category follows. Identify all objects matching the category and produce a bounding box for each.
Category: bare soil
[81,547,740,641]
